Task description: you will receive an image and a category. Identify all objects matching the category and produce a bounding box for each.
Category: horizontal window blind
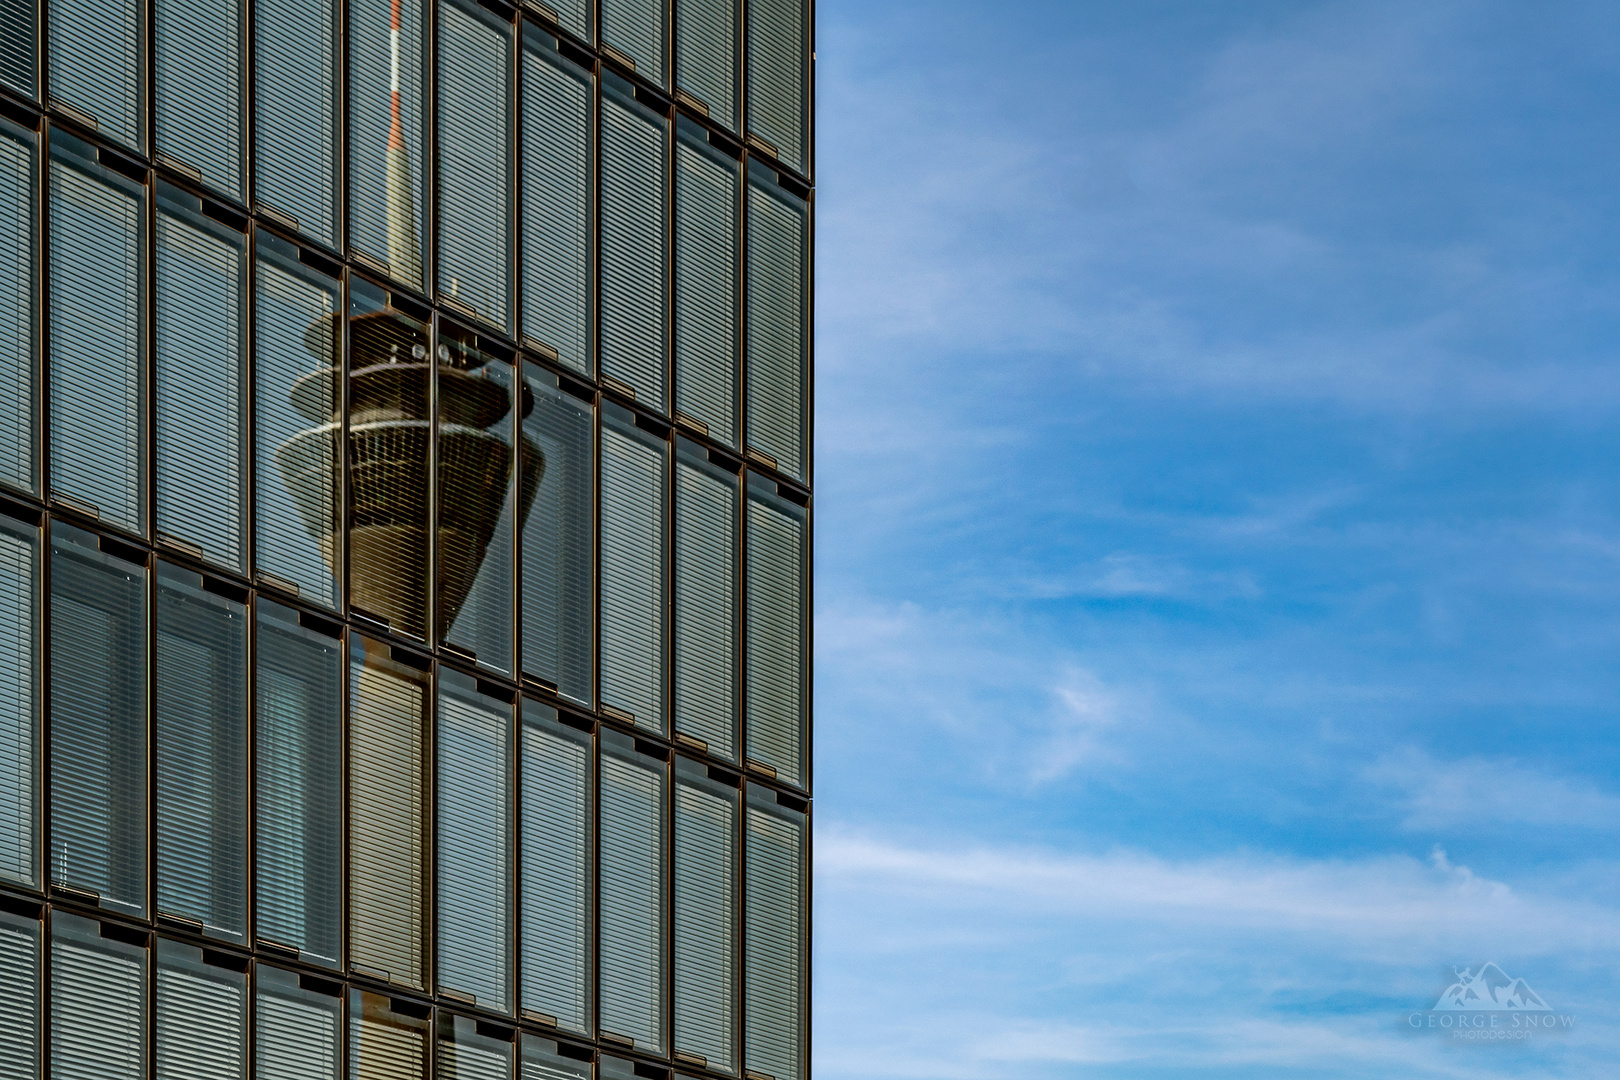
[51,912,146,1080]
[350,990,428,1080]
[744,477,805,787]
[602,0,665,88]
[155,189,248,572]
[674,122,740,448]
[154,0,243,197]
[519,701,590,1033]
[599,729,667,1054]
[674,442,737,759]
[0,911,37,1078]
[50,522,147,916]
[744,788,804,1080]
[600,404,667,732]
[744,164,807,483]
[519,365,593,705]
[349,636,429,989]
[438,0,512,330]
[745,0,806,175]
[673,758,738,1072]
[256,600,343,967]
[0,515,35,887]
[438,670,513,1012]
[0,0,32,99]
[255,0,340,246]
[0,120,33,495]
[256,965,341,1080]
[155,940,246,1080]
[155,563,248,941]
[600,77,669,412]
[520,29,592,376]
[349,0,427,286]
[520,1036,591,1080]
[436,1015,513,1080]
[254,233,341,609]
[48,135,145,533]
[675,0,738,132]
[48,0,140,149]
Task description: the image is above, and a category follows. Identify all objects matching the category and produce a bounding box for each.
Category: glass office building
[0,0,811,1073]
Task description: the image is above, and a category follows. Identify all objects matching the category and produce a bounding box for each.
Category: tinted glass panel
[519,701,589,1032]
[255,0,341,246]
[673,122,738,448]
[154,0,244,198]
[0,121,35,495]
[256,965,341,1080]
[0,514,36,887]
[599,77,668,412]
[48,0,140,149]
[51,911,147,1080]
[598,729,666,1053]
[155,940,247,1080]
[350,0,428,287]
[600,404,666,732]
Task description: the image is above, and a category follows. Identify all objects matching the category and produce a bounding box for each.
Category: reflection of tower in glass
[385,0,420,285]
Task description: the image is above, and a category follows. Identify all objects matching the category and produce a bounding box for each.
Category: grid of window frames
[0,0,811,1074]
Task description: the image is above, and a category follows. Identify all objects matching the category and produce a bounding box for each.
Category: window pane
[598,729,666,1054]
[437,0,511,330]
[673,121,738,448]
[673,758,737,1072]
[745,0,806,175]
[437,670,512,1012]
[50,912,146,1080]
[0,0,34,99]
[154,563,248,941]
[154,0,243,198]
[600,403,666,733]
[744,162,806,483]
[255,0,340,246]
[599,76,668,412]
[349,636,428,989]
[440,334,518,675]
[519,364,592,705]
[675,0,737,132]
[744,475,804,787]
[349,990,428,1080]
[0,120,35,495]
[743,788,804,1080]
[155,939,246,1080]
[349,0,427,287]
[49,522,146,917]
[256,965,341,1080]
[47,0,139,149]
[48,134,144,533]
[436,1015,512,1080]
[0,910,39,1079]
[155,188,248,572]
[255,600,342,967]
[674,440,736,760]
[519,1036,590,1080]
[519,701,589,1032]
[255,233,342,608]
[520,30,591,376]
[0,513,36,887]
[602,0,664,88]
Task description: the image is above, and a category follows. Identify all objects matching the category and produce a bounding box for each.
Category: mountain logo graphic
[1433,964,1551,1011]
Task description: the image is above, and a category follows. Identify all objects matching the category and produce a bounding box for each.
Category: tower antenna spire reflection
[385,0,420,283]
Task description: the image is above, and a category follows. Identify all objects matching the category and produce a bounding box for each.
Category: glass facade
[0,0,810,1077]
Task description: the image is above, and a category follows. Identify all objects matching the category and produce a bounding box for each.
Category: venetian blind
[673,121,740,448]
[47,134,144,533]
[602,0,665,88]
[254,234,342,609]
[600,76,669,411]
[155,940,246,1080]
[155,564,248,941]
[675,0,737,131]
[438,670,513,1012]
[674,441,737,759]
[599,730,667,1053]
[350,990,429,1080]
[256,600,343,967]
[438,0,512,330]
[155,188,248,572]
[745,0,806,175]
[0,911,37,1078]
[519,365,593,704]
[0,0,33,99]
[349,0,427,286]
[744,788,805,1080]
[50,912,146,1080]
[255,0,340,246]
[154,0,243,198]
[744,476,805,787]
[673,758,738,1072]
[0,515,35,887]
[0,121,34,494]
[519,702,590,1033]
[256,965,341,1080]
[49,523,147,917]
[47,0,140,149]
[436,1016,513,1080]
[349,637,429,989]
[744,163,807,483]
[520,29,592,376]
[520,1036,591,1080]
[600,405,667,732]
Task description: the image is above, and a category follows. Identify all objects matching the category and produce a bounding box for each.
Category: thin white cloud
[1366,747,1620,830]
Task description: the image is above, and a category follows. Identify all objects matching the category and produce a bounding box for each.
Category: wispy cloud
[1366,748,1620,830]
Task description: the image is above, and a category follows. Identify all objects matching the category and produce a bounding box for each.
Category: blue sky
[810,1,1620,1076]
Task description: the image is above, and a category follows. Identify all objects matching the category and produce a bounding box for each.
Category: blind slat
[674,132,739,448]
[674,767,737,1071]
[600,86,668,412]
[602,0,665,88]
[156,942,247,1080]
[0,913,38,1079]
[599,735,666,1053]
[744,795,804,1080]
[255,0,340,246]
[600,415,666,732]
[745,0,806,174]
[674,455,737,759]
[154,0,243,197]
[50,913,146,1080]
[48,0,140,149]
[256,966,341,1080]
[0,0,34,99]
[0,125,35,494]
[0,520,35,887]
[519,705,590,1032]
[745,171,807,483]
[675,0,737,132]
[745,483,805,786]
